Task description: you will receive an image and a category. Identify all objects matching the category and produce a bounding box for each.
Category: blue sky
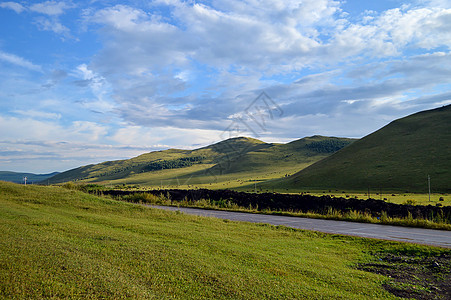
[0,0,450,173]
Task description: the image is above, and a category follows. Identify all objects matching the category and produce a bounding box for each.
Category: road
[151,205,451,248]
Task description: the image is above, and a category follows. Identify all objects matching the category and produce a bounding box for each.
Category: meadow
[1,181,449,299]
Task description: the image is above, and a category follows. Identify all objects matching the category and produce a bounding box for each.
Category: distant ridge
[0,171,59,184]
[278,105,451,192]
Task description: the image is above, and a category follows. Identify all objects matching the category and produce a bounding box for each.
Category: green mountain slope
[0,171,59,184]
[46,136,355,188]
[275,105,451,193]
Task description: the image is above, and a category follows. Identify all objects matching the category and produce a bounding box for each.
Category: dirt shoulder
[357,252,450,299]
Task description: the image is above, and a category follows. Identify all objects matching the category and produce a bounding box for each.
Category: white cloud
[85,1,451,85]
[0,116,220,173]
[70,121,108,141]
[34,17,70,35]
[110,124,224,148]
[0,116,109,143]
[378,7,451,50]
[0,51,42,72]
[22,1,76,38]
[12,110,62,120]
[89,4,148,31]
[79,1,451,143]
[0,1,25,13]
[329,7,451,59]
[2,0,451,173]
[74,64,114,113]
[419,0,451,8]
[29,1,73,16]
[86,1,343,75]
[0,138,158,173]
[0,116,62,141]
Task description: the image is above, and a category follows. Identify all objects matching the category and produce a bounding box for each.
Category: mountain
[0,171,59,184]
[45,136,355,189]
[274,105,451,193]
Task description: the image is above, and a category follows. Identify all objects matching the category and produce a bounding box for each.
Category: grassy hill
[46,136,355,189]
[270,105,451,193]
[0,171,59,184]
[1,181,447,299]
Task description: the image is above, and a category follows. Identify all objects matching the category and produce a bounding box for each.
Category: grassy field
[101,164,309,190]
[1,181,448,299]
[302,191,451,206]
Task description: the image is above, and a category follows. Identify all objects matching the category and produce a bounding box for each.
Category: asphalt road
[151,205,451,248]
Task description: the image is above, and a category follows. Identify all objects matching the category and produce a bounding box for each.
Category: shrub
[403,199,416,205]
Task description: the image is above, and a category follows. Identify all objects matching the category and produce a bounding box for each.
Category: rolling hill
[45,136,355,188]
[270,105,451,193]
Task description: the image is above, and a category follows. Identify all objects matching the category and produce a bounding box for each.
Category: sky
[0,0,450,173]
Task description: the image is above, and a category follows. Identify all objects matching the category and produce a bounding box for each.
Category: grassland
[302,191,451,206]
[1,181,448,299]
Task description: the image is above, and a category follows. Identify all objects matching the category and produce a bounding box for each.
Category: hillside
[273,105,451,193]
[46,136,355,188]
[0,171,59,184]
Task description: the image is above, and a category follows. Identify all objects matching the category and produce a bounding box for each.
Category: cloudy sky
[0,0,450,173]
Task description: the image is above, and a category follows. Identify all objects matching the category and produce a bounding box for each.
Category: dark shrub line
[98,188,450,222]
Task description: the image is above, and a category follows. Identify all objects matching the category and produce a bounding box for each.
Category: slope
[276,105,451,193]
[46,136,355,188]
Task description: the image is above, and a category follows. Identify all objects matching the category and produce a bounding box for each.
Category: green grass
[301,191,451,207]
[273,105,451,193]
[2,181,448,299]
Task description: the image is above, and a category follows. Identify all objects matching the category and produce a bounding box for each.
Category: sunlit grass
[2,181,442,299]
[92,164,308,190]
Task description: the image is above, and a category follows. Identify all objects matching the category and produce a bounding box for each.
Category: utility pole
[428,175,431,202]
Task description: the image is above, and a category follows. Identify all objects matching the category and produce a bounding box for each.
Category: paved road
[151,205,451,248]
